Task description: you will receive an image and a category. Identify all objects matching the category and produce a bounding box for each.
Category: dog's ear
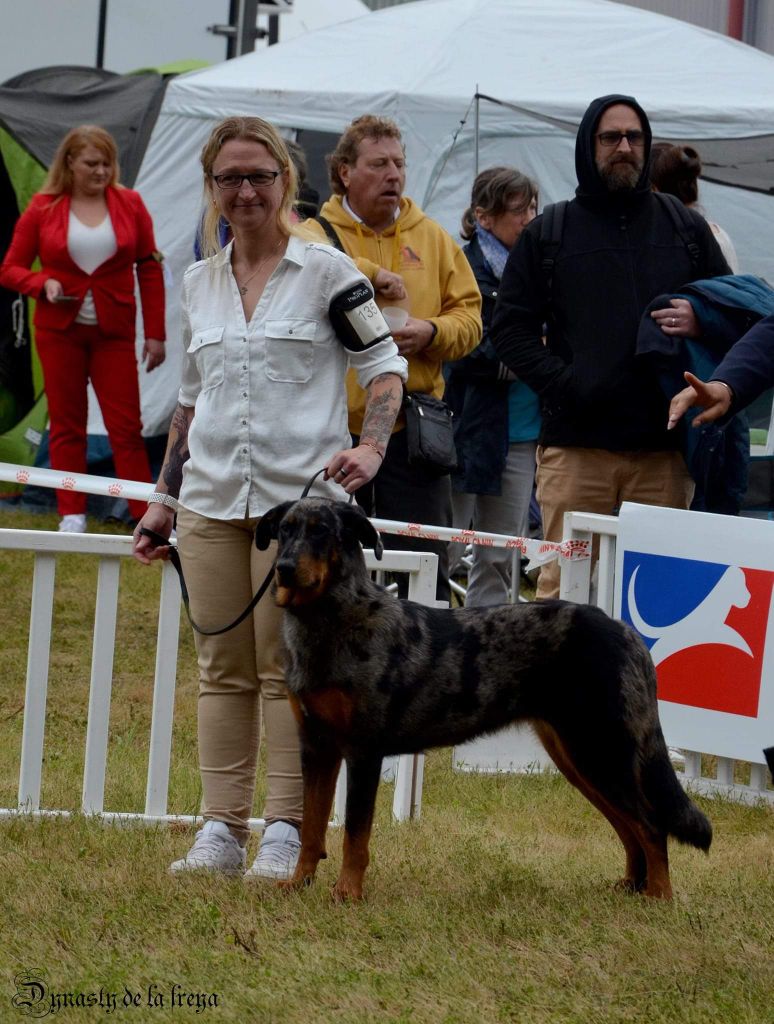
[254,501,294,550]
[340,502,383,560]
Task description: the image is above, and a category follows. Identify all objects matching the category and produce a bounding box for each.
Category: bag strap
[539,199,568,296]
[654,192,702,272]
[315,214,345,252]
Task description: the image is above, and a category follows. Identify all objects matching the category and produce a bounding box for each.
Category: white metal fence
[2,462,576,831]
[0,524,440,828]
[2,464,770,838]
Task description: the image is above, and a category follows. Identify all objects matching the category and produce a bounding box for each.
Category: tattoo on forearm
[162,404,191,498]
[361,375,401,450]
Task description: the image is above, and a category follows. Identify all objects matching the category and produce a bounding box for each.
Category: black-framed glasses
[211,170,281,190]
[596,130,645,148]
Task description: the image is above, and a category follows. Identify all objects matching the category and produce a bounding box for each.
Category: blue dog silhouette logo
[621,551,773,717]
[11,971,50,1018]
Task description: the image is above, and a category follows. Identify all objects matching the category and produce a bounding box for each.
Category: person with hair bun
[0,124,165,532]
[132,116,406,882]
[444,167,540,606]
[650,142,740,272]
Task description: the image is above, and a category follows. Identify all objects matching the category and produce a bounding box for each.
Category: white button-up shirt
[178,235,407,520]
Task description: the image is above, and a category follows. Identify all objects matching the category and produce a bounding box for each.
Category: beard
[597,155,643,192]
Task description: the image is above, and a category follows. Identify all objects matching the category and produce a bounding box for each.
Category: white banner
[614,502,774,764]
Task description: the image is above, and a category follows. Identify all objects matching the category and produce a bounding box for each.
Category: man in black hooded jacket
[491,94,730,598]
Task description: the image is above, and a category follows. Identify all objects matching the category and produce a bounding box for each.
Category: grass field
[1,508,773,1024]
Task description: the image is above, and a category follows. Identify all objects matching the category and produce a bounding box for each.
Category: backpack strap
[539,200,568,295]
[654,192,701,272]
[314,214,344,252]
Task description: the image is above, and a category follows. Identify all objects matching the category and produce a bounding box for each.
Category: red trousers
[35,324,152,518]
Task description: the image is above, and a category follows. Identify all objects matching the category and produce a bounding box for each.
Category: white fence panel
[0,525,440,830]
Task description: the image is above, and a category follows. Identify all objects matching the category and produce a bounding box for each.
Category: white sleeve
[177,275,201,407]
[327,249,408,389]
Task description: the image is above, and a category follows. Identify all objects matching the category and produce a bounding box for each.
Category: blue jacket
[637,275,774,513]
[713,313,774,411]
[443,235,511,495]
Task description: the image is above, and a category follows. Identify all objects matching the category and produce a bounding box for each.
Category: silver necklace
[235,239,283,295]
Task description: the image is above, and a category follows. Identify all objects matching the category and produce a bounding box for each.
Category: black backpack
[539,192,701,293]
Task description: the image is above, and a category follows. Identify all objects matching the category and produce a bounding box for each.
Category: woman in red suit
[0,125,165,531]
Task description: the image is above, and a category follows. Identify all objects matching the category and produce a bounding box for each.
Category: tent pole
[96,0,108,69]
[474,87,480,177]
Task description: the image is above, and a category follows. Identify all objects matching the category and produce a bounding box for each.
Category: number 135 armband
[329,282,391,351]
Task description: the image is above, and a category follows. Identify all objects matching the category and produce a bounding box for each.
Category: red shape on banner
[657,569,773,717]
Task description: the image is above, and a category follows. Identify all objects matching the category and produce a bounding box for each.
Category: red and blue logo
[620,551,774,718]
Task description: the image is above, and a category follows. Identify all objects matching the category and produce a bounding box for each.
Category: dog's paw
[276,876,313,892]
[331,876,364,903]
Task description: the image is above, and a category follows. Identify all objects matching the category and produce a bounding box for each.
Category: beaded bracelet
[147,492,179,512]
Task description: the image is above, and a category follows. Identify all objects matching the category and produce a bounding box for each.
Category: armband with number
[329,282,391,351]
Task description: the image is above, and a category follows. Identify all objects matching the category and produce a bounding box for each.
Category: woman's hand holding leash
[325,444,384,493]
[132,504,175,564]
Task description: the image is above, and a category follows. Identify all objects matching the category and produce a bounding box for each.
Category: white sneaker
[169,820,246,876]
[58,514,87,533]
[245,821,300,881]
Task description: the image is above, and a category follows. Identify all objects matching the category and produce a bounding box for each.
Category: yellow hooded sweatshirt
[304,195,482,435]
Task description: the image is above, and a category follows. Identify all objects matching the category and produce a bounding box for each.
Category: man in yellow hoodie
[306,115,482,599]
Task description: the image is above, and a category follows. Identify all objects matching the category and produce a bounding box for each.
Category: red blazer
[0,185,165,341]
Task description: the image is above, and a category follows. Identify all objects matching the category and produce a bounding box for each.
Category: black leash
[139,467,339,637]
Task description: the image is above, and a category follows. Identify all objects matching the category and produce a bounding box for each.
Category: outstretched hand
[667,371,733,430]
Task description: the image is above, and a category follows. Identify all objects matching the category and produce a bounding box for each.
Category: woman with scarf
[444,167,541,606]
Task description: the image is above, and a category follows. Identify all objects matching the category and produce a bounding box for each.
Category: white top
[67,212,117,324]
[709,222,740,275]
[178,235,407,520]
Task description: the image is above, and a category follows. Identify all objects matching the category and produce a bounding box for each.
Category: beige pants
[176,508,303,844]
[535,446,694,600]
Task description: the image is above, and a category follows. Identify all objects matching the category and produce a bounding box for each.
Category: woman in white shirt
[133,117,406,881]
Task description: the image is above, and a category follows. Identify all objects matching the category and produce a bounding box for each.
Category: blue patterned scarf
[475,225,510,281]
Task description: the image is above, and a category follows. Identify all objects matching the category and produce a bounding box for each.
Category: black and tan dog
[255,497,711,902]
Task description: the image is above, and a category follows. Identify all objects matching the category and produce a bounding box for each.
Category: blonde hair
[40,125,120,197]
[199,116,298,258]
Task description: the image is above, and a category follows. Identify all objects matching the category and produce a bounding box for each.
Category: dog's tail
[642,733,712,852]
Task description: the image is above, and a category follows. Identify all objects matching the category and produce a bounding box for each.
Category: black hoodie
[491,94,729,451]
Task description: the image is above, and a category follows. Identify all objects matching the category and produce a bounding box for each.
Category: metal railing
[0,525,439,828]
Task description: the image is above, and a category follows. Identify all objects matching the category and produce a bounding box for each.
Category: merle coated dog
[255,498,711,902]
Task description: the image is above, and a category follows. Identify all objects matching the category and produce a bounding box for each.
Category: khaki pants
[176,508,303,844]
[535,446,694,600]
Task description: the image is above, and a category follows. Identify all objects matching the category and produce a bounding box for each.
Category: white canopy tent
[134,0,774,435]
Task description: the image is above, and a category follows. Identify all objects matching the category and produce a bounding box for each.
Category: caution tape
[371,520,590,565]
[0,462,591,566]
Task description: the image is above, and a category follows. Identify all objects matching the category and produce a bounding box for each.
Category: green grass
[1,508,773,1024]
